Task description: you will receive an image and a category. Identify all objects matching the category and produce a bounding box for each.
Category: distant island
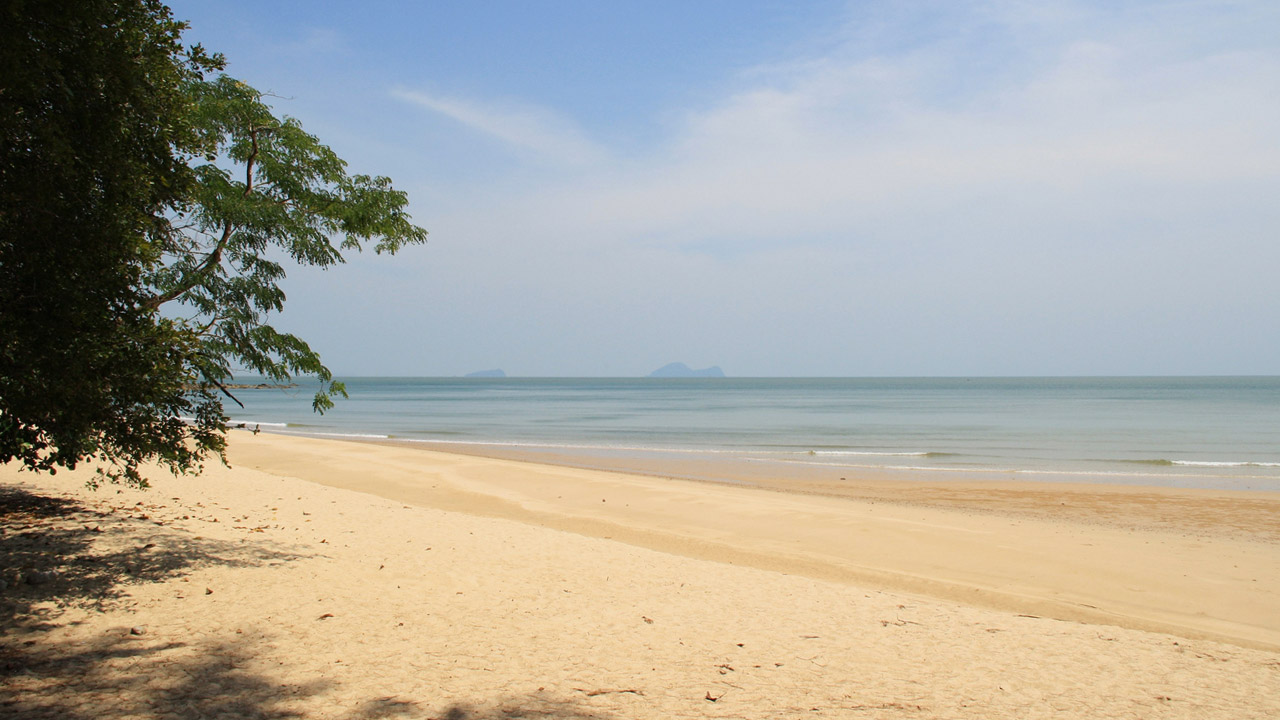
[648,362,725,378]
[464,369,506,378]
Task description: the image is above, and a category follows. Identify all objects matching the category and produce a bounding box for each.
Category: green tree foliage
[148,76,427,415]
[0,1,426,487]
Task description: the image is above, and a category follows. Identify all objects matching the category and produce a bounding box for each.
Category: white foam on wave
[769,457,951,471]
[225,421,388,440]
[303,431,390,440]
[802,450,932,457]
[398,438,943,461]
[1172,460,1280,468]
[258,427,389,440]
[765,457,1280,482]
[397,438,750,455]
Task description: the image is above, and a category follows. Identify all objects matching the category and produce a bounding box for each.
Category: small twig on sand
[575,688,644,697]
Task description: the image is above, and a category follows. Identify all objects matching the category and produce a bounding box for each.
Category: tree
[1,0,222,486]
[149,75,427,414]
[0,1,426,487]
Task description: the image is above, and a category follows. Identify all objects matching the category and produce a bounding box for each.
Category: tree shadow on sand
[0,483,320,718]
[1,629,472,719]
[0,483,304,626]
[432,697,618,719]
[3,626,612,720]
[0,484,615,720]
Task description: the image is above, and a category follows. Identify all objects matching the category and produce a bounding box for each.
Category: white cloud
[320,1,1280,374]
[483,1,1280,259]
[284,27,347,56]
[392,88,606,167]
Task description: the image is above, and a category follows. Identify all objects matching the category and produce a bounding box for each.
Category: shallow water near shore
[228,376,1280,491]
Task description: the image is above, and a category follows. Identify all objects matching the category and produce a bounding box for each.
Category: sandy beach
[3,430,1278,719]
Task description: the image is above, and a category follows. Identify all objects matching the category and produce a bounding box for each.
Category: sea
[226,376,1280,492]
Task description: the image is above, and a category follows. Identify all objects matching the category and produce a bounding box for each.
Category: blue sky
[167,0,1279,377]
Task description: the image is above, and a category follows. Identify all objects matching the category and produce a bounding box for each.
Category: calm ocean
[227,377,1280,491]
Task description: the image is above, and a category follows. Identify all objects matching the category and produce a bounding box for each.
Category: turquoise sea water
[227,377,1280,491]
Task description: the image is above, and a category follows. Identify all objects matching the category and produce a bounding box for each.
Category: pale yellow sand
[3,430,1278,719]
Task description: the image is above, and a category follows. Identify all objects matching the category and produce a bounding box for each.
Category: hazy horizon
[172,1,1279,378]
[247,369,1279,380]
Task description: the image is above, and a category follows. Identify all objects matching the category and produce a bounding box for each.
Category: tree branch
[209,378,245,408]
[143,128,266,311]
[194,313,229,336]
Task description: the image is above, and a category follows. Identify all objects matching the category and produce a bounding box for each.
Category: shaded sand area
[2,432,1278,719]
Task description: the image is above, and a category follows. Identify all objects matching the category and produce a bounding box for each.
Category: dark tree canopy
[0,0,426,486]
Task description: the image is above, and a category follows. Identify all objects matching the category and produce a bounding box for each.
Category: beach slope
[2,431,1278,719]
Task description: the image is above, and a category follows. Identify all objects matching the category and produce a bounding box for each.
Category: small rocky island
[648,362,725,378]
[465,369,507,378]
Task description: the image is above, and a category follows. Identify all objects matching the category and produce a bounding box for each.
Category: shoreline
[229,431,1280,650]
[5,430,1279,717]
[361,437,1280,549]
[224,375,1280,495]
[236,424,1280,493]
